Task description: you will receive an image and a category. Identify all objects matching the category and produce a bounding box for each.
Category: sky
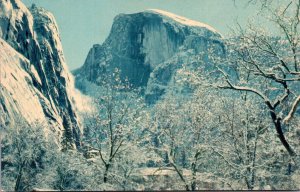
[22,0,258,70]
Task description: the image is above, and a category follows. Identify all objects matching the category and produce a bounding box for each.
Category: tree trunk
[269,109,296,157]
[15,161,25,191]
[103,164,110,183]
[191,162,197,191]
[274,117,296,157]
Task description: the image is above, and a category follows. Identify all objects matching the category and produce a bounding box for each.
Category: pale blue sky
[22,0,257,70]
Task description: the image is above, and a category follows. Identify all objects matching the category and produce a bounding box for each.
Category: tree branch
[283,95,300,124]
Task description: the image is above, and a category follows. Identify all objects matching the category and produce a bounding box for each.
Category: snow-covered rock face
[0,38,47,125]
[75,9,225,103]
[0,0,81,148]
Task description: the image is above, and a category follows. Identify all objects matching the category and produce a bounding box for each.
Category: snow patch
[148,9,219,34]
[71,85,95,114]
[30,64,42,85]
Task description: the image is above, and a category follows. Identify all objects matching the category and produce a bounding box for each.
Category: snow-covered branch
[283,95,300,124]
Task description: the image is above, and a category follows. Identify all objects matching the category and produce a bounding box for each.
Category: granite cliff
[0,0,81,148]
[74,9,225,103]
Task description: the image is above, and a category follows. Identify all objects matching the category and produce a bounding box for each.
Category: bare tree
[1,118,57,191]
[149,88,225,190]
[211,94,289,190]
[215,0,300,158]
[82,69,152,188]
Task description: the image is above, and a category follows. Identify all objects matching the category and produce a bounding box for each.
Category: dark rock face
[75,9,225,103]
[0,0,81,148]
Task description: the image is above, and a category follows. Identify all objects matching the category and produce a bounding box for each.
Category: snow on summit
[148,9,219,34]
